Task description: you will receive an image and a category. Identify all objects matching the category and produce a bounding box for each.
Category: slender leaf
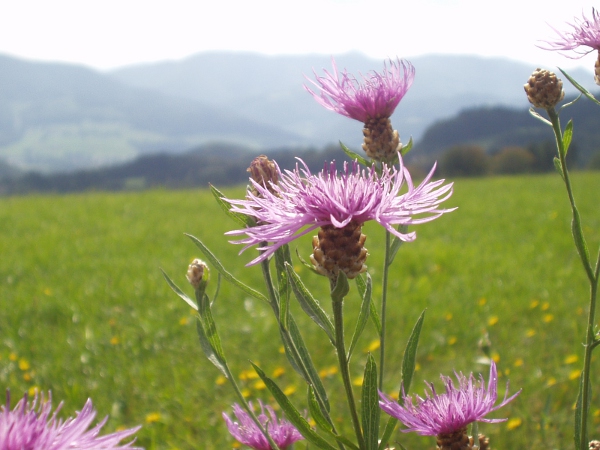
[553,157,565,180]
[185,234,268,304]
[400,310,426,395]
[252,363,338,450]
[287,317,331,412]
[369,301,382,336]
[286,263,335,344]
[339,141,371,167]
[563,120,573,156]
[348,273,372,359]
[378,416,398,450]
[294,247,321,274]
[361,354,380,450]
[559,67,600,106]
[160,268,197,310]
[356,275,382,335]
[528,107,552,126]
[209,184,254,227]
[400,136,413,156]
[275,246,292,307]
[571,209,592,276]
[307,387,360,450]
[195,317,228,377]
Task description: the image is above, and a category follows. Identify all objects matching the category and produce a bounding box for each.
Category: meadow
[0,171,599,450]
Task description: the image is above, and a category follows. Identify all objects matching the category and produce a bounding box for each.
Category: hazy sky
[1,0,598,71]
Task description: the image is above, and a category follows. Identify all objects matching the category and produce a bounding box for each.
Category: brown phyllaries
[310,220,368,280]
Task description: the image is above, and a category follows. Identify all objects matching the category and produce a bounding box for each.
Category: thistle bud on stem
[247,155,278,195]
[524,68,565,109]
[186,258,209,290]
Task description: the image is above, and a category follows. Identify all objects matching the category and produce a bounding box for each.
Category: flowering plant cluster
[164,56,527,450]
[159,9,600,450]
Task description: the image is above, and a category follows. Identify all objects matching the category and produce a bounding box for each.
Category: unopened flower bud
[524,68,565,109]
[186,258,208,289]
[247,155,278,194]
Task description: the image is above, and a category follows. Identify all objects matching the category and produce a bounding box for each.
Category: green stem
[332,299,366,450]
[260,255,345,450]
[378,231,391,390]
[547,108,598,450]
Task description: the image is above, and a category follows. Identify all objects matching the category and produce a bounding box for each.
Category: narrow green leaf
[356,275,382,335]
[185,234,268,304]
[209,184,254,227]
[195,317,227,377]
[252,363,338,450]
[559,68,600,107]
[286,263,335,344]
[307,387,360,450]
[378,416,398,450]
[331,270,349,302]
[362,354,380,450]
[197,293,226,361]
[339,141,371,167]
[470,422,479,448]
[528,107,552,126]
[400,136,413,156]
[571,209,593,276]
[400,310,425,395]
[348,273,372,359]
[369,301,382,336]
[275,246,292,307]
[563,120,573,156]
[355,274,367,297]
[287,317,331,412]
[553,157,564,179]
[294,247,321,274]
[160,268,197,310]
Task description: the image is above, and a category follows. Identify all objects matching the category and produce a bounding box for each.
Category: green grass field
[1,172,599,449]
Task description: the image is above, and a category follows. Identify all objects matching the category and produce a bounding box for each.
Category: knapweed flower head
[305,58,415,161]
[541,8,600,57]
[225,157,454,270]
[0,390,141,449]
[222,402,303,450]
[378,362,521,437]
[305,57,415,123]
[541,8,600,84]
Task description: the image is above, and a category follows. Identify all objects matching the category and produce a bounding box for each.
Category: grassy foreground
[0,172,599,449]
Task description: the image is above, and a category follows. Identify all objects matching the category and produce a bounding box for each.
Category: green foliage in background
[0,172,599,449]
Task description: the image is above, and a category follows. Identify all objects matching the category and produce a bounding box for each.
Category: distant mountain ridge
[0,51,594,173]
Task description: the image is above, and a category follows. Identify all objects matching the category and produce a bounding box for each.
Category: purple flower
[305,57,415,123]
[222,402,304,450]
[225,157,454,266]
[378,362,521,436]
[0,390,141,449]
[540,8,600,57]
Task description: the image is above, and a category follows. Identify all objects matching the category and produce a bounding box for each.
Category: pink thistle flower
[222,402,304,450]
[0,390,141,449]
[378,362,521,436]
[225,157,454,266]
[305,57,415,123]
[540,8,600,57]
